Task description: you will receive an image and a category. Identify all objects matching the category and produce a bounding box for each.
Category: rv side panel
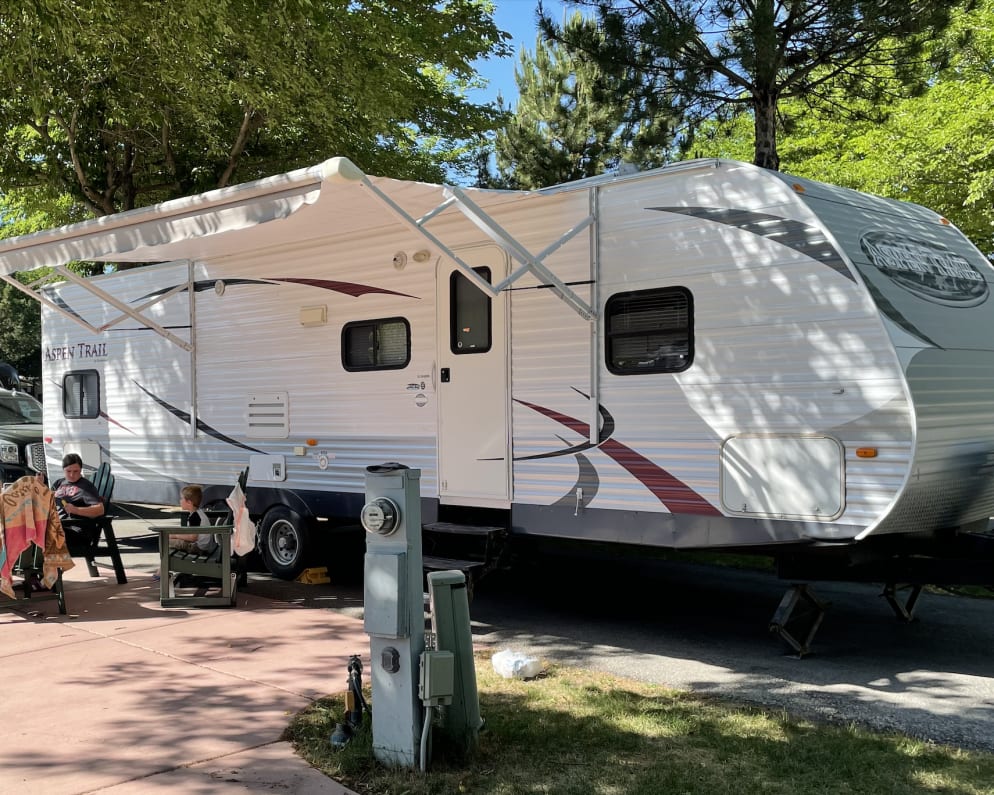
[511,162,914,549]
[789,174,994,535]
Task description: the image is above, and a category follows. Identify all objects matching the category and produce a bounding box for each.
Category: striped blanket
[1,476,75,599]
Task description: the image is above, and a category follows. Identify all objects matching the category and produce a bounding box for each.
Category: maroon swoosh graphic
[516,398,720,516]
[515,398,590,436]
[269,277,417,299]
[100,411,136,435]
[597,439,720,516]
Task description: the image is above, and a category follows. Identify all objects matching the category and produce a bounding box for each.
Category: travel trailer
[3,157,994,639]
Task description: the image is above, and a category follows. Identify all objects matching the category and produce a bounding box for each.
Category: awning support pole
[0,272,103,334]
[349,172,597,323]
[53,266,193,351]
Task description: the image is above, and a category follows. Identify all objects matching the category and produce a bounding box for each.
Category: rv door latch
[440,367,450,383]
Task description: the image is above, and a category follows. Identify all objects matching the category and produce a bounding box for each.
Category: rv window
[63,370,101,418]
[605,287,693,375]
[450,267,492,354]
[342,317,411,372]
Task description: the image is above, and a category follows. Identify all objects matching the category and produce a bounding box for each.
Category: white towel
[226,481,256,556]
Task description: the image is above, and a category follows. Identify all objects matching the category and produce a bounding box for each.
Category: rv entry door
[436,245,510,507]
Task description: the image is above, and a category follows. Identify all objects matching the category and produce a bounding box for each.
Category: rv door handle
[440,368,450,383]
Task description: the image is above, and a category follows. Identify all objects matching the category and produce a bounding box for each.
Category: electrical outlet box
[419,650,455,706]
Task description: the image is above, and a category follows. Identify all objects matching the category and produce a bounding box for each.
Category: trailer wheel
[260,506,310,580]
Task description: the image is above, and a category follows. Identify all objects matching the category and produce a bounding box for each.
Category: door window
[450,267,492,354]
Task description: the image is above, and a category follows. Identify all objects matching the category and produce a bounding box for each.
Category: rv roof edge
[321,156,366,184]
[536,157,725,194]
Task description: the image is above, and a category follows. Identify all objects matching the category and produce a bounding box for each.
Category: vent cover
[246,392,289,439]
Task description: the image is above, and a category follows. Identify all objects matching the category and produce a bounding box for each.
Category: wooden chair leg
[85,548,100,578]
[235,554,248,588]
[55,569,67,614]
[102,524,128,584]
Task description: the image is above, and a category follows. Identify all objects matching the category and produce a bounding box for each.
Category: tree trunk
[753,90,780,171]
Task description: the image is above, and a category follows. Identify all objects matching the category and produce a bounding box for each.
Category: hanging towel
[0,476,74,598]
[226,480,256,556]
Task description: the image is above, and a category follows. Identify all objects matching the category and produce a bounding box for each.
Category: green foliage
[688,1,994,254]
[541,1,963,170]
[0,0,509,221]
[0,273,42,379]
[783,82,994,254]
[783,1,994,254]
[495,12,674,189]
[0,0,511,369]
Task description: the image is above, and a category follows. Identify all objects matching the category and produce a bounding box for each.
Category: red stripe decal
[598,439,720,516]
[516,397,719,515]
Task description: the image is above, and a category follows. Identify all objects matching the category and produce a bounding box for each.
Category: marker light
[856,447,878,458]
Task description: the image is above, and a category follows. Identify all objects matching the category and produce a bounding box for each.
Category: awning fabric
[0,156,594,343]
[0,158,526,277]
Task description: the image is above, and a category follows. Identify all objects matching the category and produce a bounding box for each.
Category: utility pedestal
[427,570,482,755]
[361,464,425,767]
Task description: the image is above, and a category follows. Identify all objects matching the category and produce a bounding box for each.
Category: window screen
[63,370,101,418]
[342,317,411,371]
[450,267,492,354]
[605,287,693,375]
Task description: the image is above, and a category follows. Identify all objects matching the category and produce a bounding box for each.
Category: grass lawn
[285,654,994,795]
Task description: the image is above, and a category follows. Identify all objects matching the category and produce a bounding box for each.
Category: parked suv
[0,387,46,486]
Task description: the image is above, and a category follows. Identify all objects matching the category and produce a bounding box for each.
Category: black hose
[347,654,369,725]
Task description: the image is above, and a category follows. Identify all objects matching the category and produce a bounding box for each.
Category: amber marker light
[306,439,319,446]
[940,217,951,225]
[856,447,878,458]
[792,183,806,193]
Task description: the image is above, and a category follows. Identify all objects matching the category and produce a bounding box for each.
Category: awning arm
[98,281,190,332]
[323,157,597,322]
[494,215,593,293]
[1,271,102,334]
[442,186,596,321]
[2,267,193,350]
[53,266,194,352]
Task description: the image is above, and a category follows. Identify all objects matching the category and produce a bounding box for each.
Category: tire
[259,506,311,580]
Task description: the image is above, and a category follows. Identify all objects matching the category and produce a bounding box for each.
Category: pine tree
[540,0,963,171]
[496,13,673,189]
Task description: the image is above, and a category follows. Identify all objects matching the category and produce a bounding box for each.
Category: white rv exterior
[6,158,994,579]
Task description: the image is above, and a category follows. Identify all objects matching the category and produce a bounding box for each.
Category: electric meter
[361,497,400,535]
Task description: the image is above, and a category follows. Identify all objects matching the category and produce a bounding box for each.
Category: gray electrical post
[360,464,425,767]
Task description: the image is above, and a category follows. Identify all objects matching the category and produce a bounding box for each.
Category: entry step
[422,555,486,573]
[423,522,504,537]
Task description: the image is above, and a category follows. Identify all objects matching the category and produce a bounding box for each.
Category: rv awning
[0,164,328,275]
[0,157,596,345]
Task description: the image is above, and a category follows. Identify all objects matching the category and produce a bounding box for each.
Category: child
[168,484,216,555]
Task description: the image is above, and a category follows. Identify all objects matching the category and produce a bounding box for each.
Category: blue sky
[468,1,570,108]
